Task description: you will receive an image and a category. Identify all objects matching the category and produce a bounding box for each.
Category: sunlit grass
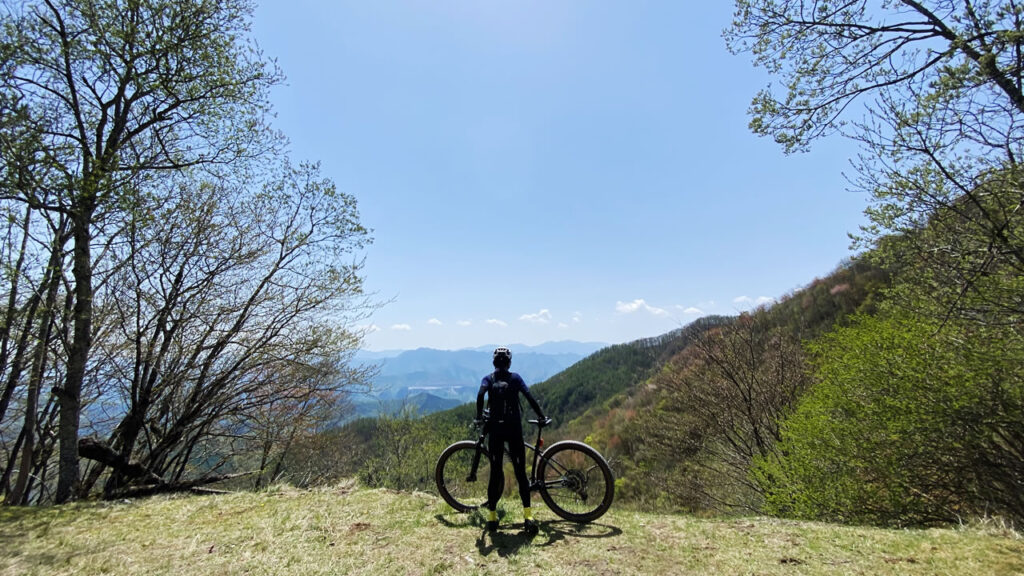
[1,481,1021,575]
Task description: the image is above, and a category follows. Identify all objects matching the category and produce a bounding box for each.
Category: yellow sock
[488,509,498,522]
[524,507,533,521]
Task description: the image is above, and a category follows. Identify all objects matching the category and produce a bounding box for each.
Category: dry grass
[1,482,1022,575]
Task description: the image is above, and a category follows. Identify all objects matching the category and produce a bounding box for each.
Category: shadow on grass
[529,520,622,548]
[435,511,622,558]
[0,502,112,570]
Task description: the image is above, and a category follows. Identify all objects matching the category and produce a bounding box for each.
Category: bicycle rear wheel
[435,441,499,512]
[537,440,614,523]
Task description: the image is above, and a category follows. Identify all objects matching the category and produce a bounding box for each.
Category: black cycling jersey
[475,368,545,512]
[476,370,544,425]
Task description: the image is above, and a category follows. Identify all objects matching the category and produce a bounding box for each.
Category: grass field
[1,482,1022,575]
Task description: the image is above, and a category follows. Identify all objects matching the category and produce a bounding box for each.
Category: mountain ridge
[346,340,607,420]
[355,340,608,361]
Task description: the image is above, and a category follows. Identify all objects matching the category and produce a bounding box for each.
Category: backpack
[487,372,520,423]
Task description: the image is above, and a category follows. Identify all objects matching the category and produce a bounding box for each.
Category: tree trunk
[56,203,94,504]
[26,396,60,504]
[0,206,32,427]
[10,229,65,504]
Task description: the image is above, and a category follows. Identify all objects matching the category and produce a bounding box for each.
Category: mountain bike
[434,415,615,523]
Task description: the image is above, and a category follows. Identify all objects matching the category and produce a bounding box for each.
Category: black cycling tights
[487,426,531,510]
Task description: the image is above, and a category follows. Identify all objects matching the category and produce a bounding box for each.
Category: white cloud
[557,322,569,329]
[572,312,583,323]
[678,306,703,315]
[427,318,443,326]
[486,318,508,327]
[733,295,775,307]
[519,309,552,324]
[616,299,669,316]
[390,323,412,331]
[360,324,381,334]
[457,320,472,327]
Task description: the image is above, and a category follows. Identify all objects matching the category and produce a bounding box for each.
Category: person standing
[475,346,549,534]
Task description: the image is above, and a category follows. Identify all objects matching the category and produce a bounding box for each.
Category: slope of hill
[422,317,734,430]
[413,258,891,509]
[526,316,732,426]
[2,485,1019,575]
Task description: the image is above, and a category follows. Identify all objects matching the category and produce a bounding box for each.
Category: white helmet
[493,347,512,368]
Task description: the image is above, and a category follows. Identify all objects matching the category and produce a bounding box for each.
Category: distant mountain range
[346,341,607,420]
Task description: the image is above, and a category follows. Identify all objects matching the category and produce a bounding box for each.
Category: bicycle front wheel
[537,440,614,523]
[435,440,498,512]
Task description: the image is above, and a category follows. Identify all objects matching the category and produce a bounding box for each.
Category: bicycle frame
[466,418,551,492]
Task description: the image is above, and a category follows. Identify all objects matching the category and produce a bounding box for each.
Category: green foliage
[862,164,1024,329]
[273,421,375,488]
[356,408,464,493]
[624,259,887,513]
[757,311,1024,526]
[766,258,889,338]
[728,0,1024,529]
[637,311,810,513]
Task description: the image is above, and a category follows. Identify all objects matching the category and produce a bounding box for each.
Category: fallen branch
[78,437,255,499]
[78,437,165,486]
[112,471,256,499]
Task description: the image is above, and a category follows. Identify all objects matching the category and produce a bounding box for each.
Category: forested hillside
[323,257,889,511]
[526,316,731,426]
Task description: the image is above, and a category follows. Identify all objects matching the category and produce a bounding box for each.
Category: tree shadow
[0,503,112,569]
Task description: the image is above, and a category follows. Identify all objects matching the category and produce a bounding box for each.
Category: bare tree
[77,162,372,498]
[0,87,76,504]
[1,0,281,501]
[643,310,810,511]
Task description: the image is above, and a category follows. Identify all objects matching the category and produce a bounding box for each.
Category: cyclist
[475,346,549,534]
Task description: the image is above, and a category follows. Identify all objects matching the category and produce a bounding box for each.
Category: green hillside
[527,315,732,427]
[424,257,886,432]
[296,250,1022,529]
[2,484,1020,576]
[345,256,873,506]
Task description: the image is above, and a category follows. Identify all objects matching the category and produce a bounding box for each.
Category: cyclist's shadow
[437,512,622,558]
[475,527,533,558]
[527,519,622,549]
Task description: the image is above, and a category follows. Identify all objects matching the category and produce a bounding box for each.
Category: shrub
[756,312,1024,526]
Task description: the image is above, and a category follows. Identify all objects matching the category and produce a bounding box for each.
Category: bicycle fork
[467,431,486,483]
[528,423,544,491]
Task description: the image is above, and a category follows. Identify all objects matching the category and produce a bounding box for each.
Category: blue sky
[252,1,867,351]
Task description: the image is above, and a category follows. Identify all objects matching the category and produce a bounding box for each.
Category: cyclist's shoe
[523,519,539,536]
[486,520,499,532]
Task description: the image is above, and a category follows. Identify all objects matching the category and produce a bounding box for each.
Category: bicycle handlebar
[473,416,553,428]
